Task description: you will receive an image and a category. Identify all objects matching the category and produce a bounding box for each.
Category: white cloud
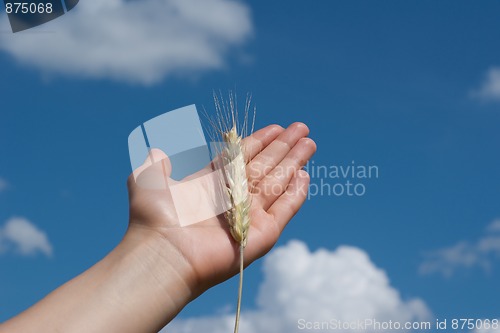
[420,220,500,277]
[487,219,500,233]
[0,217,53,257]
[0,177,7,192]
[0,0,253,85]
[471,67,500,102]
[165,240,431,333]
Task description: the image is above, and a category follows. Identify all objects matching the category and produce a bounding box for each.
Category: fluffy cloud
[0,177,8,192]
[420,220,500,277]
[471,67,500,102]
[164,240,431,333]
[487,220,500,233]
[0,217,53,257]
[0,0,253,85]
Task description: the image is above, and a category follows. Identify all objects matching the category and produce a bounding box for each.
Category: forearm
[0,227,194,333]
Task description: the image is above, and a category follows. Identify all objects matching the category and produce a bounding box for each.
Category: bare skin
[0,123,316,333]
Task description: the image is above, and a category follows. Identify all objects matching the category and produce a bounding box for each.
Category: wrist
[122,223,197,296]
[107,225,197,330]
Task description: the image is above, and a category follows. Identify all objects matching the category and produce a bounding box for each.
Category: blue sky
[1,1,500,331]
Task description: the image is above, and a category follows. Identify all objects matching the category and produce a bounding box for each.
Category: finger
[255,137,316,210]
[128,149,173,190]
[267,169,311,230]
[242,124,284,161]
[132,149,171,176]
[247,122,309,186]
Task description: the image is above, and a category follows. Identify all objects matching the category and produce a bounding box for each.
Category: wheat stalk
[211,92,254,333]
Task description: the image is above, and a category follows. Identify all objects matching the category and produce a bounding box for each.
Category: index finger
[243,124,284,162]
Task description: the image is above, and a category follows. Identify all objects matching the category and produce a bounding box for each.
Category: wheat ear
[222,125,251,247]
[222,124,250,333]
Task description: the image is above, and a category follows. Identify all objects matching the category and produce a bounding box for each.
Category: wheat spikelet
[210,92,254,333]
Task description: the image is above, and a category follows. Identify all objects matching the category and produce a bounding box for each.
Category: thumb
[128,148,173,190]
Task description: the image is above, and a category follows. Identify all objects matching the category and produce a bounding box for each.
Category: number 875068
[5,2,53,14]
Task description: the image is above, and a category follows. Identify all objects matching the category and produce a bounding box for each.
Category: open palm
[127,123,316,294]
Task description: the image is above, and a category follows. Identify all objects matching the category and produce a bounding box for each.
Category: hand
[0,122,316,333]
[126,123,316,295]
